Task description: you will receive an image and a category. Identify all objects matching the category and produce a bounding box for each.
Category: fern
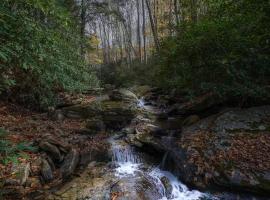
[0,128,36,165]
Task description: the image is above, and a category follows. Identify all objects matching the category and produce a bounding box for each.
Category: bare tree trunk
[80,0,86,58]
[174,0,180,27]
[169,0,173,35]
[136,0,142,63]
[145,0,160,51]
[191,0,197,23]
[142,0,147,63]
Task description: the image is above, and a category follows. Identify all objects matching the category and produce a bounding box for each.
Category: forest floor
[0,94,109,199]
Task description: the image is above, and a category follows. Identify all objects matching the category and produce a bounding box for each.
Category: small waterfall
[112,145,141,163]
[109,137,214,200]
[138,97,146,108]
[110,139,142,177]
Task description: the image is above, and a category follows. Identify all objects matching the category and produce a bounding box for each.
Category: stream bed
[48,94,269,200]
[110,137,215,200]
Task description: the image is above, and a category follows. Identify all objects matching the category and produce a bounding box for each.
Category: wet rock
[39,141,63,162]
[135,132,163,152]
[132,85,152,97]
[109,89,138,102]
[60,148,79,178]
[86,119,106,132]
[41,158,53,182]
[110,176,162,200]
[182,115,200,127]
[79,148,110,166]
[161,176,173,198]
[126,134,143,148]
[136,123,166,137]
[122,127,135,135]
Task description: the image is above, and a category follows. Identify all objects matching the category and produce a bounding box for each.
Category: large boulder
[63,100,135,130]
[128,123,166,152]
[132,85,153,98]
[167,92,222,115]
[110,175,162,200]
[109,89,138,102]
[172,106,270,194]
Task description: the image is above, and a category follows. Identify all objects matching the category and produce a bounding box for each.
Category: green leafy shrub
[0,128,36,165]
[152,0,270,101]
[0,0,98,109]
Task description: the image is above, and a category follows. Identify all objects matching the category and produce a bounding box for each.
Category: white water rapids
[111,139,216,200]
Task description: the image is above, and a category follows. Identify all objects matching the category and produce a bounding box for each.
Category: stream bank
[1,86,269,199]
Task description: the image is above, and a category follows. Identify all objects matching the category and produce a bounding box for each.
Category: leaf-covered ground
[180,130,270,183]
[0,95,109,198]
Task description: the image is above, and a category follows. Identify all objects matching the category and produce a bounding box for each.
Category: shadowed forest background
[1,0,269,109]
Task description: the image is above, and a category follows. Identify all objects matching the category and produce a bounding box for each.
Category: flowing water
[110,138,215,200]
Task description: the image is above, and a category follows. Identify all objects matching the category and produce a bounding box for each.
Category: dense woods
[1,0,269,108]
[0,1,270,199]
[0,0,98,109]
[95,0,270,103]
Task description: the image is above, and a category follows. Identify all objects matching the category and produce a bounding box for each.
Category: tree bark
[145,0,160,51]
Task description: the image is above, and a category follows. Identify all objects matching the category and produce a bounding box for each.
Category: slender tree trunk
[145,0,160,51]
[141,0,147,63]
[136,0,142,62]
[80,0,86,58]
[174,0,180,27]
[191,0,197,23]
[169,0,173,35]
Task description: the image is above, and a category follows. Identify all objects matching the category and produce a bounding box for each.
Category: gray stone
[161,176,173,198]
[60,148,79,178]
[41,159,53,182]
[39,141,63,162]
